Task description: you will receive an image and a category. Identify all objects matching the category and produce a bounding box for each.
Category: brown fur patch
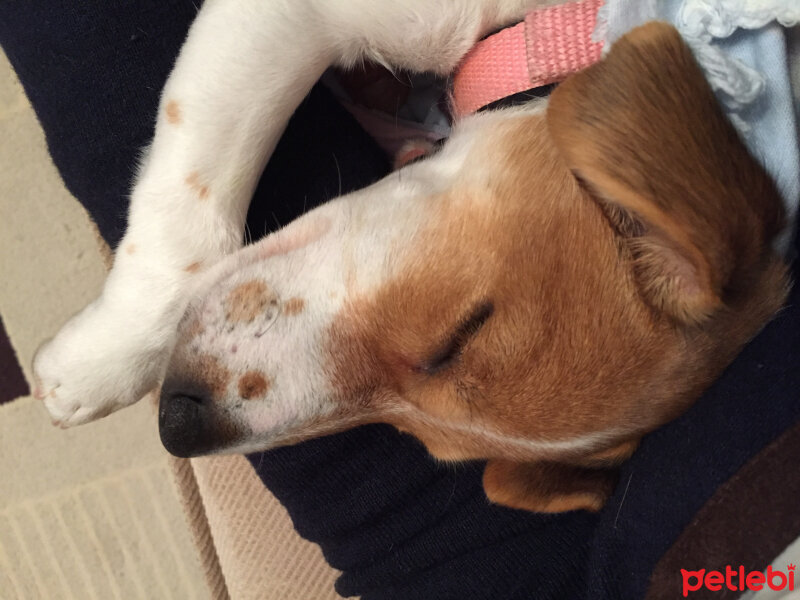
[184,261,202,273]
[165,100,181,125]
[125,244,136,255]
[282,297,305,316]
[547,23,786,324]
[184,317,205,341]
[323,26,788,514]
[238,371,270,400]
[185,171,209,200]
[194,354,230,398]
[224,280,278,324]
[577,439,640,468]
[326,115,669,464]
[483,460,615,513]
[164,23,787,514]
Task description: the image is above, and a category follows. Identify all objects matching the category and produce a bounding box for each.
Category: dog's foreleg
[34,0,542,426]
[33,0,334,426]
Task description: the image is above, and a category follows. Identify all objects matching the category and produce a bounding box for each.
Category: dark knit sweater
[2,2,798,598]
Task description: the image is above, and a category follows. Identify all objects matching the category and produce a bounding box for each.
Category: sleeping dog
[33,0,790,513]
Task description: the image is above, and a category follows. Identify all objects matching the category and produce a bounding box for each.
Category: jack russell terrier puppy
[32,0,791,513]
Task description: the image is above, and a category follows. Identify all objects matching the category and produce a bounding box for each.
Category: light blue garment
[597,0,800,257]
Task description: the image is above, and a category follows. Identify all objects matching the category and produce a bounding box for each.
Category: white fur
[33,0,544,426]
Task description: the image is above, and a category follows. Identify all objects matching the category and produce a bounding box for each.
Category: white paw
[32,298,170,427]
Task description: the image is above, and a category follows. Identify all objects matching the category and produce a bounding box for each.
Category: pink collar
[451,0,605,119]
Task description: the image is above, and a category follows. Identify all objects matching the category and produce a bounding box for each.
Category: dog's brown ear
[483,460,617,513]
[547,22,785,324]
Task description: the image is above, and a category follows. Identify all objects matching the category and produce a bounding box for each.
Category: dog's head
[158,24,788,512]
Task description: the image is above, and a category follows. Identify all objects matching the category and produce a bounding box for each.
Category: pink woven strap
[451,0,605,119]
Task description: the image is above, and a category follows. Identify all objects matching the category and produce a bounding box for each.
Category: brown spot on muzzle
[195,354,231,398]
[224,280,278,324]
[238,371,270,400]
[183,316,205,341]
[283,297,305,316]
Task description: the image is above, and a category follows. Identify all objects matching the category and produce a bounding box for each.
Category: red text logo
[681,564,795,597]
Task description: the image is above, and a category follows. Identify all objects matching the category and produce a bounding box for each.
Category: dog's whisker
[613,473,634,529]
[332,153,342,198]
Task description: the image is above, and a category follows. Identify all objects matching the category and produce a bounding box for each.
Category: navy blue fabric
[587,272,800,599]
[2,2,798,599]
[0,0,198,246]
[250,267,800,600]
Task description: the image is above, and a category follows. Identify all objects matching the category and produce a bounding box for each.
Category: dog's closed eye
[415,301,494,375]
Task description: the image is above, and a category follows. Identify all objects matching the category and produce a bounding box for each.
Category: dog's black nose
[158,387,216,457]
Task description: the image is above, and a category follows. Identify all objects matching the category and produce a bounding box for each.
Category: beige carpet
[0,47,212,600]
[0,48,341,599]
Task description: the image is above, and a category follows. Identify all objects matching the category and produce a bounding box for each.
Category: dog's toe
[32,302,168,427]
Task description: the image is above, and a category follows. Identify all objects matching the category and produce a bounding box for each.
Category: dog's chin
[158,418,277,458]
[160,425,320,459]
